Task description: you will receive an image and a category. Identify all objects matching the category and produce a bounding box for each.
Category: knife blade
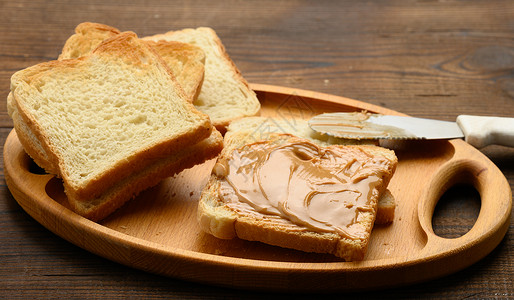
[308,112,514,148]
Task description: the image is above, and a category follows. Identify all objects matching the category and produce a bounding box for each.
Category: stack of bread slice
[198,117,398,261]
[8,30,224,221]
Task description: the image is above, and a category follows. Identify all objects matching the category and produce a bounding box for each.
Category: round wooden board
[3,84,512,292]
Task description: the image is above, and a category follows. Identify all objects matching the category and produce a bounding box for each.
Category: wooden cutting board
[3,84,512,292]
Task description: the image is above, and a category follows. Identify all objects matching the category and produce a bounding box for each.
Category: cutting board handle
[417,140,512,263]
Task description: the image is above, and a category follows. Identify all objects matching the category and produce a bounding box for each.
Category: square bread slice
[198,127,397,261]
[143,27,261,131]
[59,22,206,102]
[10,32,215,219]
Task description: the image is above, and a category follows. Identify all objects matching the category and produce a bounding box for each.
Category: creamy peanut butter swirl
[214,136,391,239]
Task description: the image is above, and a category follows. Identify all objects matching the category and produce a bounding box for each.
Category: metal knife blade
[308,112,464,140]
[308,112,514,148]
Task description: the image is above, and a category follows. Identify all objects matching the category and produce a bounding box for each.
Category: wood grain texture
[1,0,513,298]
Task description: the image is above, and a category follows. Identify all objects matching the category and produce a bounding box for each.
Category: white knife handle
[456,115,514,148]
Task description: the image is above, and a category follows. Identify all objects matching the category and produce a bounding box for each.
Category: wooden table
[1,0,512,298]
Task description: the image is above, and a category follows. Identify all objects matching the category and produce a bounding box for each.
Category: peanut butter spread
[214,136,392,239]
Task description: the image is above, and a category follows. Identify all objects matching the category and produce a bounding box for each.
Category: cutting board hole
[431,184,481,238]
[45,177,70,208]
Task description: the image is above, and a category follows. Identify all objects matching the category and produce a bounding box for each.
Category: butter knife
[308,112,514,148]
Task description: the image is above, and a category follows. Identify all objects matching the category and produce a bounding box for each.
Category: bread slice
[225,115,376,147]
[70,130,223,221]
[58,22,121,60]
[374,189,395,225]
[219,116,396,224]
[7,92,57,173]
[59,22,206,102]
[10,32,216,220]
[143,27,261,131]
[10,90,224,221]
[198,129,397,261]
[143,40,205,102]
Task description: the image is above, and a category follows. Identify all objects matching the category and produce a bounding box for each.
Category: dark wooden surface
[1,0,513,298]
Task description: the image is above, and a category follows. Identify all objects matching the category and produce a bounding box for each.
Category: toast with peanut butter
[59,22,206,102]
[9,32,222,221]
[198,120,397,261]
[214,116,396,224]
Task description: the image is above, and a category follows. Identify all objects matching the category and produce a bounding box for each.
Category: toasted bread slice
[58,22,121,60]
[10,32,214,219]
[9,90,223,221]
[199,132,397,261]
[143,27,261,131]
[71,130,223,221]
[7,92,57,173]
[143,40,205,102]
[218,116,396,224]
[374,189,395,225]
[59,22,205,102]
[225,116,376,147]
